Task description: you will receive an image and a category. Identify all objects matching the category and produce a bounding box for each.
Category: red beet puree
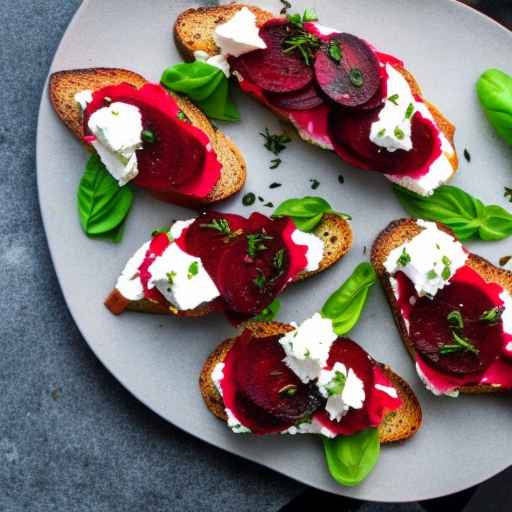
[394,267,512,392]
[84,83,221,200]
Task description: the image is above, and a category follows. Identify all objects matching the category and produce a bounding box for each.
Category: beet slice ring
[264,83,325,111]
[234,332,321,421]
[328,108,442,176]
[409,281,503,375]
[314,33,380,107]
[229,19,314,93]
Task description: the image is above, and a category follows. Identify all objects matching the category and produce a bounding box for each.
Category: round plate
[37,0,512,502]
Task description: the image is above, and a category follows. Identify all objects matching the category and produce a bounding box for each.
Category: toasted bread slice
[105,212,353,316]
[199,321,422,443]
[371,218,512,394]
[48,68,246,208]
[174,4,458,180]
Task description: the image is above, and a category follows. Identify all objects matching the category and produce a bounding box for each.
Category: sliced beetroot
[84,83,221,198]
[409,280,503,375]
[264,83,325,111]
[180,211,248,277]
[314,33,380,107]
[229,19,313,93]
[329,108,442,176]
[234,332,321,420]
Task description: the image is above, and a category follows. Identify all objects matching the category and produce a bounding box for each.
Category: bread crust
[199,321,422,443]
[48,67,246,208]
[104,212,352,315]
[371,218,512,395]
[173,5,458,179]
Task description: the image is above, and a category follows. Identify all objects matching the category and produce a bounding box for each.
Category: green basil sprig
[394,185,512,241]
[321,262,376,335]
[252,299,281,322]
[77,154,134,242]
[161,60,240,122]
[323,428,380,487]
[273,196,351,232]
[476,69,512,146]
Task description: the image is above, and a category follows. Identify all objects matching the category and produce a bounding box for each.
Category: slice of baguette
[199,321,422,443]
[48,67,246,208]
[371,218,512,394]
[105,212,353,316]
[174,4,458,178]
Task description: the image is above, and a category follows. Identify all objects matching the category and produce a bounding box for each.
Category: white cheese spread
[279,313,338,383]
[88,101,143,186]
[415,362,459,398]
[193,50,231,78]
[291,229,324,272]
[211,362,225,398]
[225,408,251,434]
[317,362,365,422]
[74,89,93,111]
[115,241,150,300]
[384,220,468,298]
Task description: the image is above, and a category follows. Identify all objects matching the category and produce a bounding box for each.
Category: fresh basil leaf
[273,196,351,232]
[321,262,376,335]
[161,60,240,122]
[322,428,380,487]
[77,154,134,242]
[252,299,281,322]
[394,185,512,241]
[476,69,512,146]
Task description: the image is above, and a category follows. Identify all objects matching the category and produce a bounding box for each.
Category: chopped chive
[141,129,156,143]
[187,261,199,279]
[394,126,405,140]
[405,102,414,119]
[349,68,364,87]
[264,201,274,208]
[269,182,282,189]
[388,94,399,105]
[270,158,282,169]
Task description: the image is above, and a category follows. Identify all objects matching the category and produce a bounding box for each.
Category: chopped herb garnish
[349,68,364,87]
[377,128,386,137]
[396,248,411,267]
[310,178,320,190]
[499,255,512,267]
[427,269,438,279]
[394,126,405,140]
[269,182,282,189]
[338,174,345,184]
[258,196,265,203]
[442,255,451,266]
[328,40,342,62]
[480,307,503,325]
[177,111,187,121]
[242,192,256,206]
[260,128,291,155]
[302,7,318,22]
[405,102,414,119]
[141,129,156,143]
[441,266,451,280]
[253,271,267,291]
[505,187,512,203]
[439,331,479,355]
[200,218,231,235]
[151,226,170,237]
[388,94,400,106]
[447,310,464,329]
[166,271,177,285]
[273,249,285,270]
[187,261,199,280]
[264,201,274,208]
[463,148,471,162]
[111,110,119,117]
[279,0,292,15]
[247,232,273,257]
[279,384,298,396]
[325,371,347,396]
[270,158,282,169]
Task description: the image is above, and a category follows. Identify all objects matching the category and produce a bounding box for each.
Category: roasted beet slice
[409,278,503,375]
[180,211,248,277]
[138,232,171,305]
[264,83,325,110]
[314,33,380,107]
[329,108,442,176]
[84,84,221,197]
[234,332,321,420]
[229,19,314,93]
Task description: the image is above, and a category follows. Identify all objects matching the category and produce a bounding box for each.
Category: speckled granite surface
[1,1,511,511]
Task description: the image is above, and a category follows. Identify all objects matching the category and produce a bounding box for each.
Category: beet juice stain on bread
[105,205,352,323]
[199,264,421,486]
[49,68,246,208]
[372,219,512,396]
[174,4,458,196]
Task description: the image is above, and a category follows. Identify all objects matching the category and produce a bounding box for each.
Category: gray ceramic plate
[37,0,512,502]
